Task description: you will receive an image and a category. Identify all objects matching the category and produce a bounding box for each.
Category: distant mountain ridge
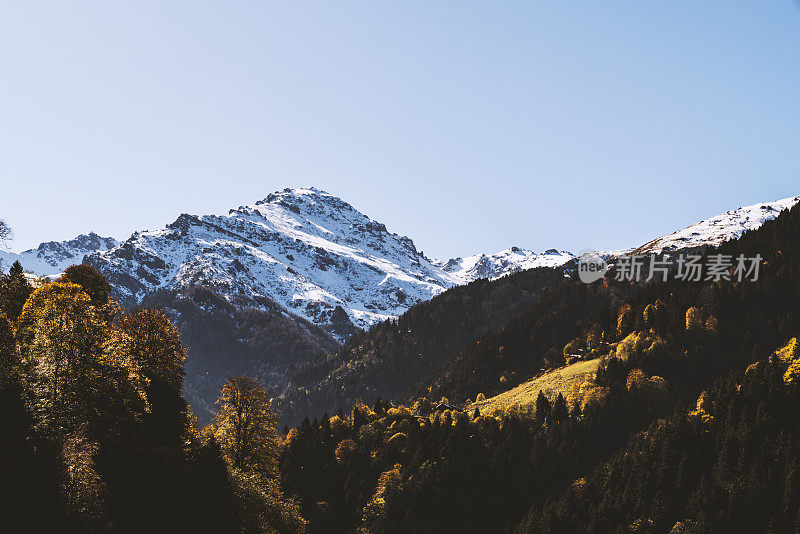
[0,232,118,276]
[434,247,574,282]
[633,194,800,254]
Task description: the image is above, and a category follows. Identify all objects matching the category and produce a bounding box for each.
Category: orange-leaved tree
[112,307,186,392]
[111,307,189,448]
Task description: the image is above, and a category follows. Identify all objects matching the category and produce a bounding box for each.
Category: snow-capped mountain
[1,188,574,339]
[85,187,462,338]
[634,195,800,255]
[0,232,118,276]
[435,247,574,282]
[9,189,795,341]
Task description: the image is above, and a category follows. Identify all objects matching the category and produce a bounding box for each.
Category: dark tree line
[406,276,637,405]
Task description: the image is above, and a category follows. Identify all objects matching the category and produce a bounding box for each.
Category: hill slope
[274,266,566,425]
[466,357,601,416]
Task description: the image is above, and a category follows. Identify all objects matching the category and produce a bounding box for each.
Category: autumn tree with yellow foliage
[18,282,148,438]
[113,307,187,391]
[780,338,800,387]
[212,375,307,533]
[112,307,191,451]
[213,375,279,474]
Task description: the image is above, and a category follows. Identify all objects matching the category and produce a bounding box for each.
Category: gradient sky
[1,2,798,259]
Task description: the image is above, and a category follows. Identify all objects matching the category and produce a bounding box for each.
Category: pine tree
[57,264,112,306]
[0,261,33,321]
[535,391,551,424]
[552,393,569,423]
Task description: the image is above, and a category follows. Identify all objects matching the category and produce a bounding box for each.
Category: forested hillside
[142,287,338,423]
[275,266,565,426]
[405,277,637,404]
[516,345,800,532]
[412,197,800,408]
[276,201,800,533]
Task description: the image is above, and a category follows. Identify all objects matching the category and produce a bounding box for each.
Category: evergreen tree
[58,264,112,307]
[0,260,33,321]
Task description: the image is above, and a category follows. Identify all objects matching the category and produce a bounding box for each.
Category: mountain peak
[257,187,342,211]
[86,190,455,338]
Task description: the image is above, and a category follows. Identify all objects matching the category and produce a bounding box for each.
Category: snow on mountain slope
[634,195,800,255]
[12,189,793,340]
[0,232,118,276]
[435,247,575,282]
[86,187,462,338]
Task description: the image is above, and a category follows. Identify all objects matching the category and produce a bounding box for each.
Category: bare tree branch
[0,219,13,248]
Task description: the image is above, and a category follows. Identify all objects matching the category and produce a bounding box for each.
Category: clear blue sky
[1,2,798,258]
